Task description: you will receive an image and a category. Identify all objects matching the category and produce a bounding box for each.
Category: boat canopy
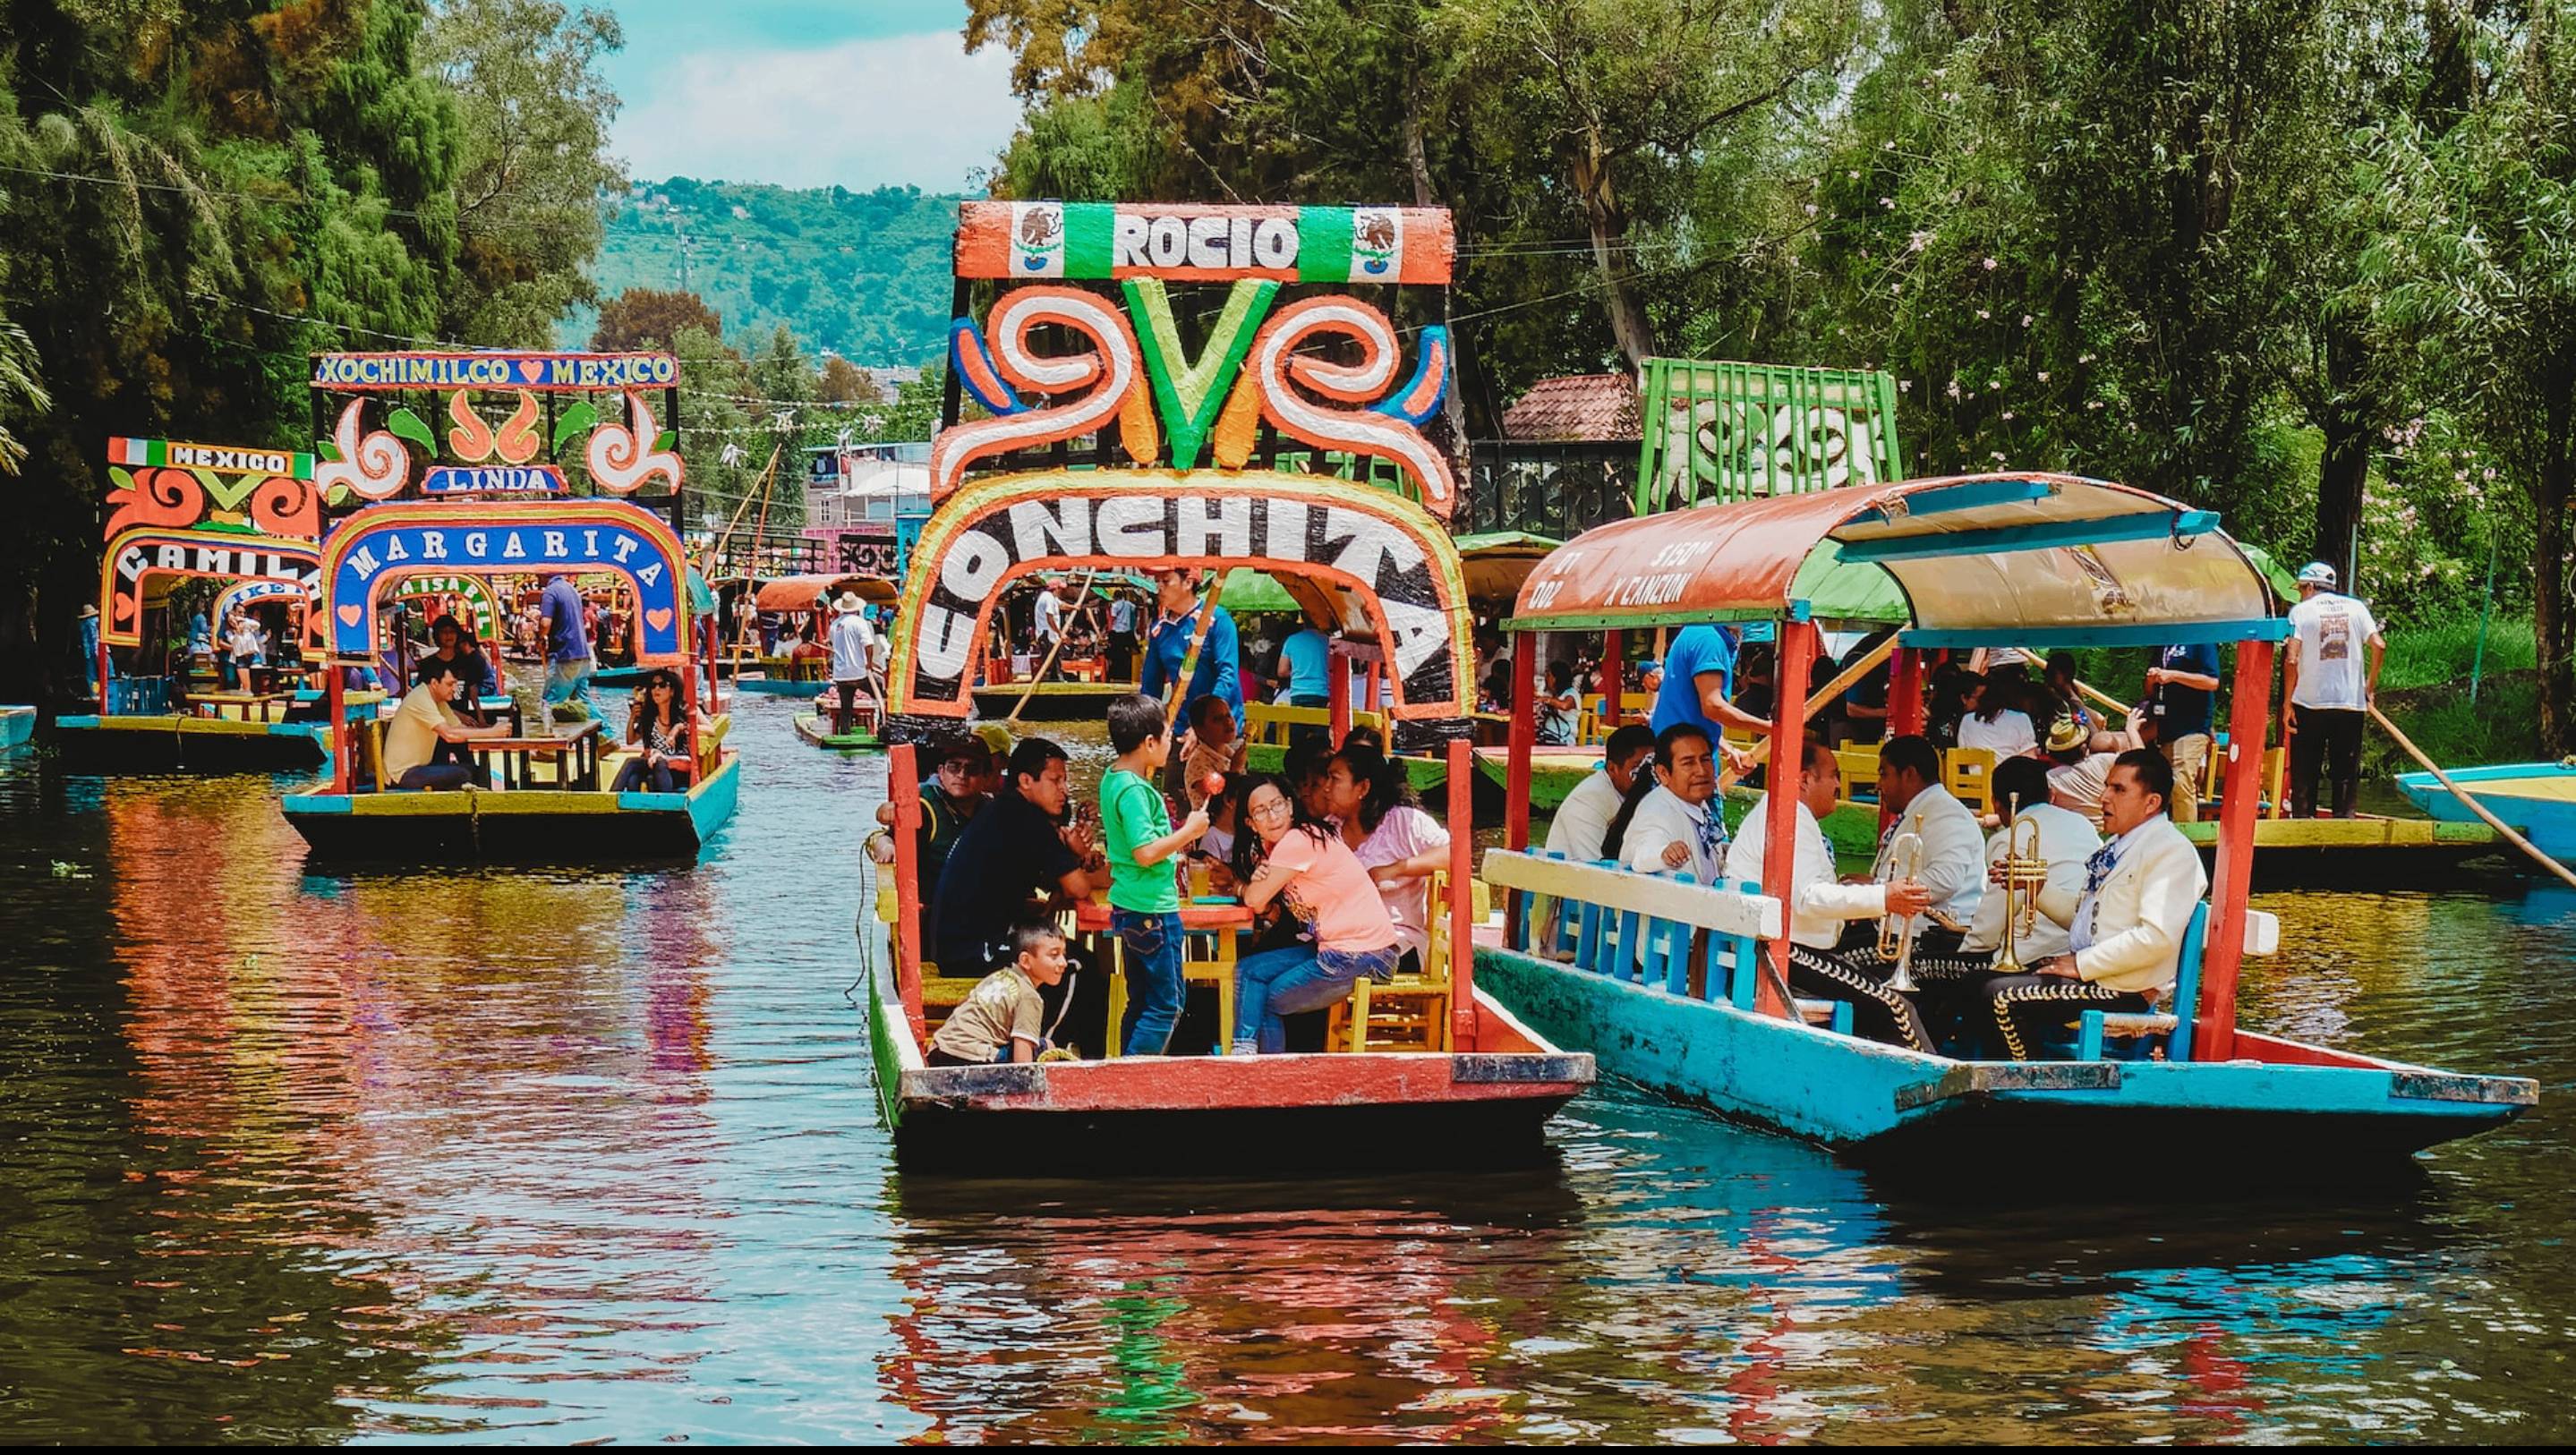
[1508,472,2281,647]
[1452,530,1560,604]
[755,573,898,614]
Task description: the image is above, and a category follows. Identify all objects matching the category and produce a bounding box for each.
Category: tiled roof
[1500,373,1640,441]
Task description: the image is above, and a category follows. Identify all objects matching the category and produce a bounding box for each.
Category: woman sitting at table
[1230,775,1403,1055]
[1323,745,1450,975]
[611,668,697,793]
[424,614,499,724]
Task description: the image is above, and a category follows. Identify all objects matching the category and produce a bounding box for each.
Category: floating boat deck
[282,753,739,862]
[793,712,882,751]
[55,712,331,771]
[1,705,31,752]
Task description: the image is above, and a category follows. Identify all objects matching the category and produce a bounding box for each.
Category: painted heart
[338,604,364,627]
[518,359,543,384]
[644,608,672,634]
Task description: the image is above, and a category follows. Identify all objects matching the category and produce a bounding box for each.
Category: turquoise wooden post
[1575,898,1605,974]
[1615,909,1642,983]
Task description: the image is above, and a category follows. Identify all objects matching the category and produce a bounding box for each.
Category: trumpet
[1878,830,1924,991]
[1993,815,2049,975]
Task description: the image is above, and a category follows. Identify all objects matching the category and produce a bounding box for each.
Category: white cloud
[614,31,1019,191]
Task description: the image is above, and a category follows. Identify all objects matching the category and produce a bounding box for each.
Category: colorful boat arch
[210,578,311,623]
[886,469,1474,722]
[388,573,508,642]
[102,527,323,648]
[311,499,693,662]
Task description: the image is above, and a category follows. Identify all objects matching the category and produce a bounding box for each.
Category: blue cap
[2296,561,2337,587]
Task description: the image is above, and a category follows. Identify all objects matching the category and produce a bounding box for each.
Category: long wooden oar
[1736,633,1899,771]
[2071,677,2136,718]
[2370,706,2576,892]
[1164,568,1237,734]
[1003,569,1100,725]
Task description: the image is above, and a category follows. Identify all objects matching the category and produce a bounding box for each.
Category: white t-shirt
[1034,590,1067,642]
[384,687,458,781]
[1958,709,2036,758]
[1544,769,1625,864]
[1623,785,1726,884]
[2288,591,2381,709]
[829,611,875,683]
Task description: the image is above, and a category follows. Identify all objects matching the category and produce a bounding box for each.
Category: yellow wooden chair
[1942,746,1997,814]
[1333,873,1488,1053]
[1834,745,1881,811]
[1102,919,1240,1057]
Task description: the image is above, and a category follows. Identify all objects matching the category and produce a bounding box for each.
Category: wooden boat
[868,203,1591,1172]
[2397,761,2576,861]
[2,704,32,753]
[968,680,1133,721]
[274,349,740,863]
[64,444,337,772]
[794,695,883,750]
[1479,472,2535,1182]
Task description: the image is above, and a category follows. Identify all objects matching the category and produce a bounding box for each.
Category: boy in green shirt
[1102,692,1210,1055]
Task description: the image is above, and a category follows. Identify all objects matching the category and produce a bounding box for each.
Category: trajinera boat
[866,200,1592,1173]
[57,436,350,771]
[277,348,738,862]
[1477,472,2536,1180]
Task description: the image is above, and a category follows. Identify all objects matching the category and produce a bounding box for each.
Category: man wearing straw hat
[827,589,879,736]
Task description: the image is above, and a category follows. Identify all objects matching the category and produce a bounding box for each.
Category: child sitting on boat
[925,922,1070,1067]
[1101,693,1211,1057]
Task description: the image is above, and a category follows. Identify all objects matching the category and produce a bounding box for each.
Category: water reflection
[1,704,2572,1441]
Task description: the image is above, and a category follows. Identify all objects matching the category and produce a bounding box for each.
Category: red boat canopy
[755,574,897,614]
[1508,472,2280,647]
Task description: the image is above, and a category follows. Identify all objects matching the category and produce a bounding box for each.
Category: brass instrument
[1992,815,2049,974]
[1878,830,1924,991]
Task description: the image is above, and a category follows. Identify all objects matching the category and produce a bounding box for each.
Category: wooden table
[1074,898,1258,1056]
[192,691,297,723]
[465,720,602,790]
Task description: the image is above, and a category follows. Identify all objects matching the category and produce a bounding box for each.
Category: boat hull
[793,712,881,751]
[1,705,30,752]
[281,753,739,863]
[2396,762,2576,860]
[1473,944,2531,1183]
[2176,813,2514,888]
[55,713,329,772]
[969,682,1136,721]
[868,958,1590,1175]
[729,676,829,696]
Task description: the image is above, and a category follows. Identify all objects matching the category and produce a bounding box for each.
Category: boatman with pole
[2282,560,2385,820]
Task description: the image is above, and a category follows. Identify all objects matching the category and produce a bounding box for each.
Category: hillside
[569,178,962,367]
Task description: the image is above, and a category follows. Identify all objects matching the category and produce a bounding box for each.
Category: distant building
[806,442,932,529]
[1499,372,1641,442]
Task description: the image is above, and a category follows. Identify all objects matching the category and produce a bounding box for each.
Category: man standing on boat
[2144,638,2221,821]
[1980,748,2207,1060]
[2283,561,2385,820]
[1141,566,1243,730]
[1723,738,1938,1051]
[827,591,876,736]
[1650,623,1772,744]
[1106,588,1140,682]
[539,571,598,723]
[1032,575,1069,678]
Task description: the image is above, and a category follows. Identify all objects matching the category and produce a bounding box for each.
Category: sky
[599,0,1020,192]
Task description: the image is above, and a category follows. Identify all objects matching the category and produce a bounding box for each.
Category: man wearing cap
[827,590,877,736]
[2283,561,2384,820]
[1031,575,1068,675]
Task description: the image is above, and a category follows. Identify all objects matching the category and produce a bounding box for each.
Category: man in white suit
[1849,734,1985,961]
[1979,747,2209,1060]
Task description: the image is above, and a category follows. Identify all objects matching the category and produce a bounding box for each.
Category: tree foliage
[590,285,723,351]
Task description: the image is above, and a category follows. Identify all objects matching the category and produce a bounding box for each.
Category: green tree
[420,0,627,345]
[591,285,722,350]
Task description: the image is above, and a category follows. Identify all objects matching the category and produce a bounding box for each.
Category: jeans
[612,756,678,793]
[1232,941,1402,1054]
[1114,907,1186,1056]
[395,763,473,790]
[543,657,598,721]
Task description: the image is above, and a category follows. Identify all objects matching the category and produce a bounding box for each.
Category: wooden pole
[1756,619,1819,1018]
[2072,677,2136,719]
[890,741,928,1044]
[1738,631,1897,771]
[2196,640,2273,1060]
[1447,736,1478,1051]
[1502,629,1537,946]
[1006,570,1097,724]
[1327,638,1352,742]
[1888,647,1924,736]
[1598,628,1624,736]
[326,662,348,794]
[2374,704,2576,891]
[1163,568,1234,733]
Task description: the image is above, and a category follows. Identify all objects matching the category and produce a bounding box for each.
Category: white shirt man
[1722,739,1936,1051]
[1033,581,1068,647]
[1547,728,1655,864]
[1868,736,1985,945]
[1983,750,2209,1060]
[1622,728,1727,882]
[1961,800,2100,964]
[828,601,875,685]
[2285,584,2384,711]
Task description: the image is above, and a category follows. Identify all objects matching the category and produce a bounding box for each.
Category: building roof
[1499,373,1640,441]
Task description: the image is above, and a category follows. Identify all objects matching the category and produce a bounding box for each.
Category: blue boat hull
[2396,762,2576,860]
[1,705,31,752]
[281,754,740,863]
[55,714,330,772]
[1473,946,2531,1180]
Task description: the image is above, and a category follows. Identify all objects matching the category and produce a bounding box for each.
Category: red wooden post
[1758,619,1820,1018]
[96,632,112,712]
[1364,655,1383,717]
[1888,646,1924,736]
[326,663,348,794]
[1327,645,1352,742]
[2195,638,2273,1061]
[889,741,929,1045]
[1447,737,1478,1051]
[1598,628,1624,733]
[1502,629,1538,945]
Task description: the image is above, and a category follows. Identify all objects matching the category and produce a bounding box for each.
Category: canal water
[2,694,2571,1442]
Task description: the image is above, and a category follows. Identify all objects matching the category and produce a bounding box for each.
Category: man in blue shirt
[1139,566,1242,728]
[1106,590,1140,682]
[1277,624,1330,707]
[2145,640,2221,821]
[1651,623,1771,742]
[540,572,598,722]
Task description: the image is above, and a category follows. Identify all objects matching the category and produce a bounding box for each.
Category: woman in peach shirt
[1231,775,1403,1054]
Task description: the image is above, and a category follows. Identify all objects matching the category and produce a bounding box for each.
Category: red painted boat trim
[2231,1031,2397,1071]
[911,1051,1588,1115]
